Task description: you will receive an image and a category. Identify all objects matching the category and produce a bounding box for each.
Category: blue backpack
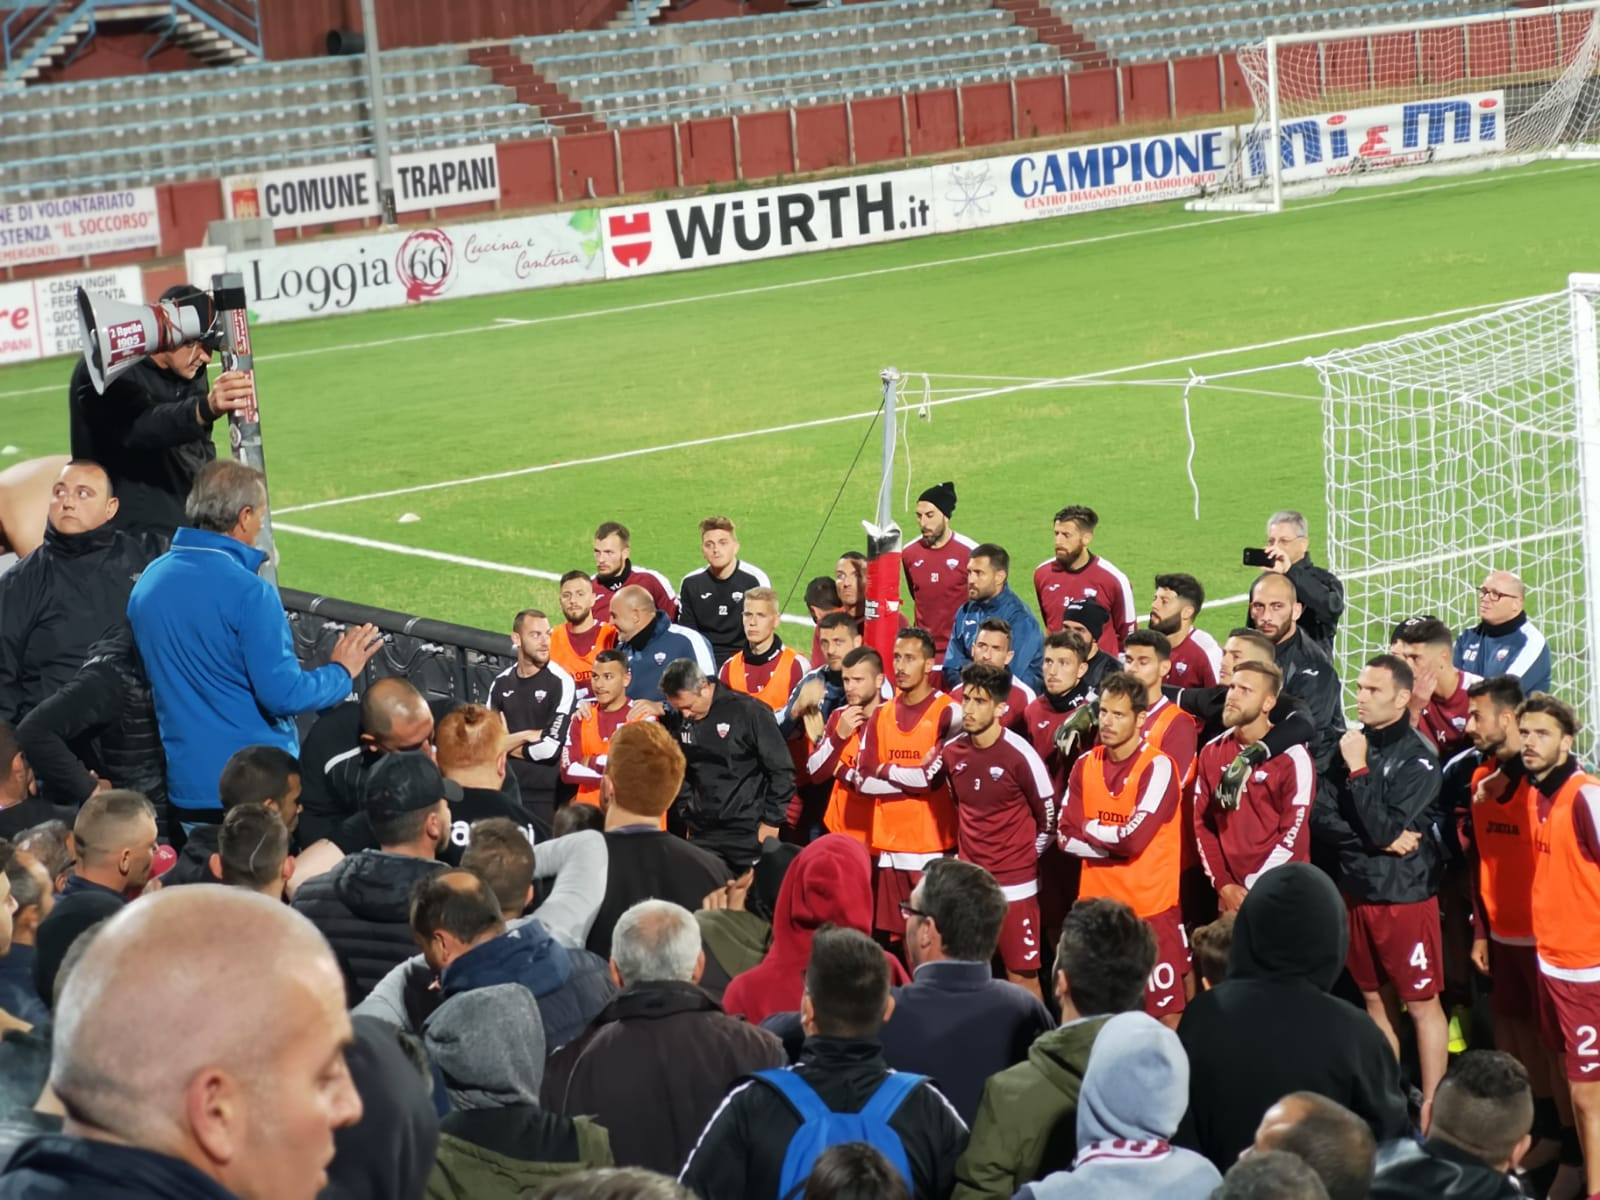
[755,1067,926,1200]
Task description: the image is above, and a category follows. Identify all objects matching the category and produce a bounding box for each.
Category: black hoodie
[1175,863,1409,1169]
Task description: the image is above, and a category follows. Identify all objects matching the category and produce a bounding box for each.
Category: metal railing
[3,0,260,85]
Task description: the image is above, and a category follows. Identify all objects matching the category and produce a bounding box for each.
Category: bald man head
[50,886,361,1199]
[609,585,657,642]
[1478,570,1528,626]
[72,789,158,893]
[358,678,435,756]
[1248,572,1302,644]
[410,867,505,976]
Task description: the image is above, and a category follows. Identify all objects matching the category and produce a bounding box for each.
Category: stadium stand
[1,47,550,199]
[514,0,1065,128]
[1,0,1085,199]
[1054,0,1522,64]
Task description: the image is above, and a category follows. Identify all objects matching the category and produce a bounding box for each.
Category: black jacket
[1269,625,1345,770]
[586,827,730,959]
[1175,863,1409,1170]
[1315,718,1443,905]
[0,524,149,725]
[664,683,796,874]
[0,1134,235,1199]
[1285,554,1345,658]
[68,356,216,541]
[15,622,166,818]
[542,979,787,1175]
[163,824,220,886]
[323,1015,439,1200]
[1369,1136,1523,1200]
[678,1035,968,1200]
[291,850,444,1003]
[878,960,1055,1127]
[1170,682,1316,758]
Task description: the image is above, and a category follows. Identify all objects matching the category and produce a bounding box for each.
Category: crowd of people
[0,340,1583,1200]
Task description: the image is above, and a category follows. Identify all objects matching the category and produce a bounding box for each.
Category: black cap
[1061,598,1110,640]
[364,751,461,825]
[917,481,957,518]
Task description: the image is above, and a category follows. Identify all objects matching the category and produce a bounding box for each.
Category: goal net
[1313,274,1600,754]
[1193,1,1600,213]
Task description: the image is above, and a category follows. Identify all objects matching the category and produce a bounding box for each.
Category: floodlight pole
[360,0,398,225]
[212,271,278,585]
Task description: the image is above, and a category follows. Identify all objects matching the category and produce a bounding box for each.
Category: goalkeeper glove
[1054,703,1097,760]
[1215,742,1269,811]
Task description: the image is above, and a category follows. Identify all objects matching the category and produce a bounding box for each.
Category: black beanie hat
[917,481,957,518]
[1061,598,1110,641]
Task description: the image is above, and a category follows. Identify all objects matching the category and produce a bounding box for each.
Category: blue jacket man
[943,544,1044,693]
[127,461,379,821]
[1453,572,1551,694]
[610,584,716,702]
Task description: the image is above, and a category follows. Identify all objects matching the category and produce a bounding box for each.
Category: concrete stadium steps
[1,47,551,198]
[10,3,258,82]
[506,0,1072,127]
[1055,0,1523,63]
[466,45,606,134]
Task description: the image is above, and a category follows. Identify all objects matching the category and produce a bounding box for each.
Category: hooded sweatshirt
[441,920,615,1052]
[1175,862,1409,1169]
[423,985,611,1200]
[695,839,798,999]
[721,834,909,1023]
[1018,1012,1220,1200]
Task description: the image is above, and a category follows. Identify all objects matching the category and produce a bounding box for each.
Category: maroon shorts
[998,895,1043,974]
[873,865,922,937]
[1487,939,1541,1024]
[1537,969,1600,1082]
[1344,895,1443,1001]
[1143,906,1192,1019]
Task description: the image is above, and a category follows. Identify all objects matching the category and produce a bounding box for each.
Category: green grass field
[3,159,1596,642]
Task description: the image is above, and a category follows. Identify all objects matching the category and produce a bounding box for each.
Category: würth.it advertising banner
[221,145,502,231]
[230,209,603,323]
[933,128,1236,232]
[601,168,937,279]
[1245,91,1505,183]
[0,189,161,268]
[0,266,144,366]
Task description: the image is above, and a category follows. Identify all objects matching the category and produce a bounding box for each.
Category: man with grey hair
[0,885,362,1198]
[1452,570,1551,694]
[543,899,784,1174]
[128,460,383,829]
[660,658,795,874]
[1263,510,1344,657]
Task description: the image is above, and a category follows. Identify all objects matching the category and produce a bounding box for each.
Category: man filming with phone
[1250,510,1345,657]
[68,284,256,548]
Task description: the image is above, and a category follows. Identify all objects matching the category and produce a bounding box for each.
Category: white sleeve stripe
[744,562,772,588]
[1189,628,1223,672]
[1287,744,1314,806]
[1003,730,1056,804]
[670,625,717,674]
[1084,755,1174,844]
[1101,557,1137,626]
[806,735,837,777]
[637,566,679,601]
[1506,624,1548,677]
[920,1077,970,1133]
[322,745,361,776]
[678,1080,756,1182]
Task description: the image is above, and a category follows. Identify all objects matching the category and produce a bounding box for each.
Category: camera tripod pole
[211,271,279,585]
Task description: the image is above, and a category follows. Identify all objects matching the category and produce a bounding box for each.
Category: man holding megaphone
[68,284,256,548]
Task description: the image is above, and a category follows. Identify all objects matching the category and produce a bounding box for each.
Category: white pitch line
[4,157,1592,402]
[274,292,1520,517]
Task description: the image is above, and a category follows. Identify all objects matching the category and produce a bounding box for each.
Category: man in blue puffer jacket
[943,543,1045,694]
[128,460,382,828]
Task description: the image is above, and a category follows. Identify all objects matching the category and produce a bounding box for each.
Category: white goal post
[1191,1,1600,213]
[1312,273,1600,752]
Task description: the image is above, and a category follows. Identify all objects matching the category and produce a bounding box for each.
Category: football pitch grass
[3,158,1596,641]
